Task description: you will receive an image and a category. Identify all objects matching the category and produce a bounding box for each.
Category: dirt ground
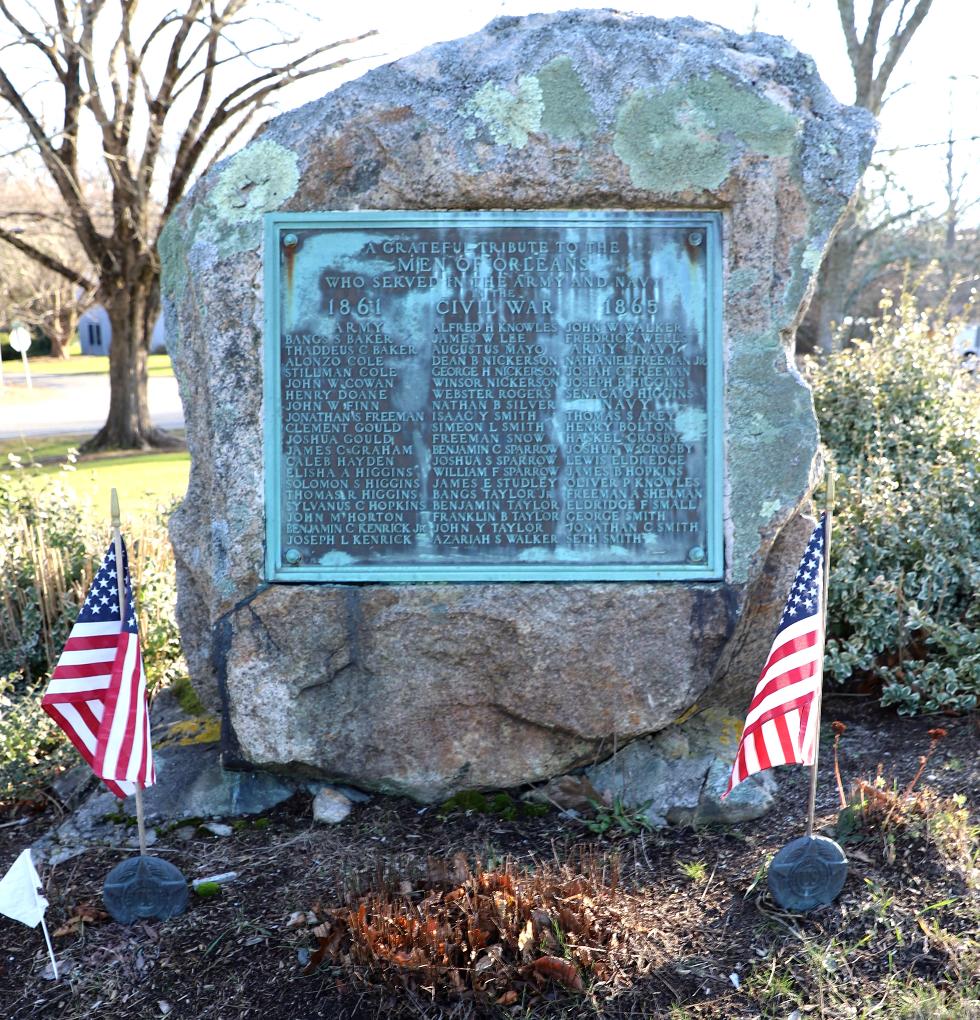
[1,696,977,1020]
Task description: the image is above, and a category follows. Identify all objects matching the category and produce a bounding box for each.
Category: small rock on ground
[201,821,233,837]
[312,788,352,824]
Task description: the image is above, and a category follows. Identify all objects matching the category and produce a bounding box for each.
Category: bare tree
[803,0,935,353]
[0,178,99,358]
[938,87,980,291]
[0,2,373,449]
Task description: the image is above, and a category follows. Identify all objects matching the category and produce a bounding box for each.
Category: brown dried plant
[302,850,646,1007]
[846,729,975,876]
[831,720,848,810]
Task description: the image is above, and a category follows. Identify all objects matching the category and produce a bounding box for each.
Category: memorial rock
[160,11,875,802]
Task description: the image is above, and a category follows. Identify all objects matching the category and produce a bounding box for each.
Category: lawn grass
[3,352,173,378]
[49,453,188,516]
[21,449,190,517]
[0,380,52,404]
[0,430,185,463]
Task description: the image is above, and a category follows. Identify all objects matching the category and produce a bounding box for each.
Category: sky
[1,1,977,221]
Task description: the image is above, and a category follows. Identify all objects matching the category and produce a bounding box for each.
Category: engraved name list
[265,211,722,581]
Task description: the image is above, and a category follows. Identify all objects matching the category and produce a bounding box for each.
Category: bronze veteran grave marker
[265,211,722,581]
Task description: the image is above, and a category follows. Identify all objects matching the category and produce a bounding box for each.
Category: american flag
[724,515,827,797]
[41,539,154,799]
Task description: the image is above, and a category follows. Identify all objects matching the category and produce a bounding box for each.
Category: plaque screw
[688,546,706,563]
[284,548,302,565]
[688,231,703,247]
[282,232,298,248]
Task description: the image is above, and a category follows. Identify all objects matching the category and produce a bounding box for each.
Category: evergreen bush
[808,290,980,714]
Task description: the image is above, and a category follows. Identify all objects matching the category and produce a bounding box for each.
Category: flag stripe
[755,638,822,693]
[66,621,122,637]
[49,661,116,679]
[56,647,119,666]
[63,634,120,651]
[741,691,816,743]
[74,701,104,743]
[43,703,96,758]
[743,660,820,730]
[95,633,135,779]
[755,721,772,771]
[759,629,819,678]
[799,698,817,765]
[121,644,144,781]
[42,678,112,699]
[774,711,796,762]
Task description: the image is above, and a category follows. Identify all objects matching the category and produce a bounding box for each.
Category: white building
[77,304,168,355]
[77,304,111,355]
[954,324,979,373]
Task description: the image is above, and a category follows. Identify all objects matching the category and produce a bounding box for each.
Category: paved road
[0,373,184,439]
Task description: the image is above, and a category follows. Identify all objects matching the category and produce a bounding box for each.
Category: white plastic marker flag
[0,849,58,977]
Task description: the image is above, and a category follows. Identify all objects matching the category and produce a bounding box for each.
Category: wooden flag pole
[110,489,148,857]
[805,464,835,839]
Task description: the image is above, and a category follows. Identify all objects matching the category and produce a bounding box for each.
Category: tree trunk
[48,333,71,359]
[47,288,74,360]
[81,274,178,451]
[802,212,859,355]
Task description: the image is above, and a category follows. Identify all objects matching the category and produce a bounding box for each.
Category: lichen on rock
[613,72,800,193]
[537,56,597,141]
[209,139,299,223]
[465,74,544,148]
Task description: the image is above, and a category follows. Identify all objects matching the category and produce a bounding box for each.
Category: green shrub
[0,458,187,799]
[0,460,95,680]
[0,673,74,801]
[808,290,980,714]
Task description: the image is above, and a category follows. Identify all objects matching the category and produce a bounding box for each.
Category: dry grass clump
[843,730,978,883]
[303,851,646,1008]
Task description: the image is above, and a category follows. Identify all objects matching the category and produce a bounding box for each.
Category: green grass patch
[439,789,549,821]
[0,382,51,405]
[0,430,185,463]
[27,451,190,517]
[10,352,174,378]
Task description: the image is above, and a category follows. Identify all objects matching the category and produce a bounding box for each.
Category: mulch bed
[1,696,977,1019]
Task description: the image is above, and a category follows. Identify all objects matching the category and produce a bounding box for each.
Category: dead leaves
[300,855,629,1005]
[285,910,318,930]
[532,955,584,992]
[52,902,110,938]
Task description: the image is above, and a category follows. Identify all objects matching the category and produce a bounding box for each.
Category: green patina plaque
[264,211,722,581]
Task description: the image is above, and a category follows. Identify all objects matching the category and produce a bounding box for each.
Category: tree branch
[862,0,889,53]
[162,47,369,218]
[200,100,267,172]
[0,0,66,82]
[837,0,862,64]
[171,37,291,102]
[0,65,104,263]
[873,0,934,110]
[137,0,207,192]
[162,28,376,218]
[855,204,927,248]
[0,225,95,289]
